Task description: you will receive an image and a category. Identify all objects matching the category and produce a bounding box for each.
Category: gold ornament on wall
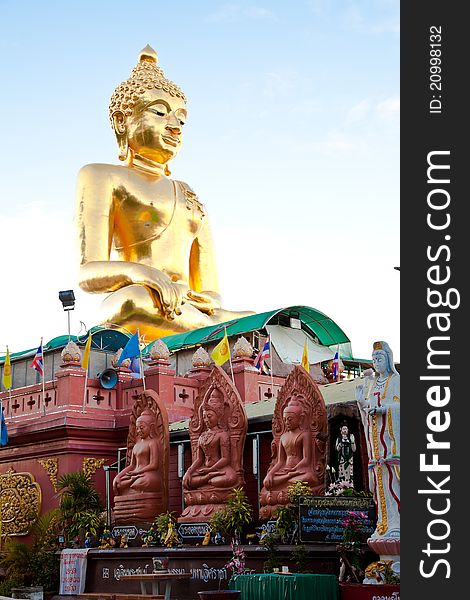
[38,457,59,492]
[82,457,105,479]
[0,468,42,537]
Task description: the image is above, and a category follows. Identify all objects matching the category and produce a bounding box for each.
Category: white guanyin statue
[356,341,400,540]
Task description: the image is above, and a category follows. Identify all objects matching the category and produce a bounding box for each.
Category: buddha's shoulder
[77,163,131,182]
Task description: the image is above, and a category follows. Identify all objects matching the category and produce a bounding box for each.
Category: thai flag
[332,347,340,381]
[254,337,270,371]
[31,342,44,376]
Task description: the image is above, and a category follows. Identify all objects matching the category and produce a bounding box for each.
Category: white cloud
[376,96,400,119]
[346,98,371,123]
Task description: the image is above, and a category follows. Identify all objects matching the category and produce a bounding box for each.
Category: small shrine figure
[179,367,247,522]
[84,532,93,548]
[120,534,129,548]
[214,532,223,545]
[335,422,356,486]
[163,521,179,547]
[142,526,158,547]
[260,366,328,519]
[99,529,113,549]
[259,526,268,543]
[202,530,211,546]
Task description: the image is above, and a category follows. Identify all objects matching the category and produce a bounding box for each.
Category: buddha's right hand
[134,265,185,318]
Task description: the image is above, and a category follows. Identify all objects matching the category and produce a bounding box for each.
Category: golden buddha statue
[76,45,250,338]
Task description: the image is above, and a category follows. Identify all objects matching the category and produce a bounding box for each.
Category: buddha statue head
[202,388,226,429]
[372,341,397,377]
[282,398,305,431]
[109,45,187,168]
[136,408,157,439]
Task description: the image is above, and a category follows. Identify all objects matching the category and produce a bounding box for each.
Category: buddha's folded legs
[99,283,252,337]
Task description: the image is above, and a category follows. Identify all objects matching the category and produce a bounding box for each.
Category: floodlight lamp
[59,290,76,311]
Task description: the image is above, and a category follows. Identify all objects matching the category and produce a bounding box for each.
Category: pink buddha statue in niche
[179,366,247,523]
[113,409,162,495]
[113,390,169,523]
[183,389,238,490]
[263,399,316,492]
[260,365,328,519]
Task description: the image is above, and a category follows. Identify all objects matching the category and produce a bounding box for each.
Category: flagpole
[337,344,341,382]
[138,329,146,391]
[226,327,235,385]
[81,334,92,414]
[41,337,46,416]
[8,389,12,420]
[268,335,275,395]
[82,366,89,414]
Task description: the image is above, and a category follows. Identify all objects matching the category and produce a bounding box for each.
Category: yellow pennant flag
[81,334,93,370]
[301,339,310,373]
[2,347,12,390]
[211,330,231,366]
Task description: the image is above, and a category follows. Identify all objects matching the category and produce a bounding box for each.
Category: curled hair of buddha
[109,44,186,126]
[283,398,304,415]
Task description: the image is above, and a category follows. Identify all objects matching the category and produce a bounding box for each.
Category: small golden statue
[202,530,211,546]
[76,45,251,338]
[163,521,179,547]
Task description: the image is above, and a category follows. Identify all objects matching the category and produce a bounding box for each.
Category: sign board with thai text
[59,548,89,594]
[299,495,376,543]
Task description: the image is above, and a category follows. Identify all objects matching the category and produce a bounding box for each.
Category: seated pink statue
[263,399,317,492]
[183,389,238,490]
[260,366,328,519]
[113,409,162,494]
[113,391,169,523]
[180,367,247,522]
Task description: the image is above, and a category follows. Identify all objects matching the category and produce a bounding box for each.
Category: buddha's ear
[112,110,128,161]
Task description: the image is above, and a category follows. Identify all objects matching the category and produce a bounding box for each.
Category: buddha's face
[372,351,389,376]
[340,425,349,437]
[136,415,153,439]
[124,88,187,165]
[283,408,302,431]
[203,408,218,429]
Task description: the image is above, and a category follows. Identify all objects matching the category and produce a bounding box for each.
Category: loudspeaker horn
[99,368,118,389]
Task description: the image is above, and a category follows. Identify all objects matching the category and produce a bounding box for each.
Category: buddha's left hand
[185,290,222,315]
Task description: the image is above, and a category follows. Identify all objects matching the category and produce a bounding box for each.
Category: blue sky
[0,0,399,360]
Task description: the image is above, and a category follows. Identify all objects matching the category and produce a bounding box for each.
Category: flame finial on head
[139,44,158,64]
[109,44,186,125]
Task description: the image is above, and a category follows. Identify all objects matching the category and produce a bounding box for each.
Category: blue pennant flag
[1,409,8,446]
[117,332,140,366]
[129,357,141,378]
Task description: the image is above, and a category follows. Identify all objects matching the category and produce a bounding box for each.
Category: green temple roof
[147,305,350,356]
[2,306,350,362]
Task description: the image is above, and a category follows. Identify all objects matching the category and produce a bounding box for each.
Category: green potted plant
[208,487,253,545]
[260,533,281,573]
[274,480,313,544]
[56,471,104,546]
[223,487,253,544]
[0,510,61,597]
[337,512,368,583]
